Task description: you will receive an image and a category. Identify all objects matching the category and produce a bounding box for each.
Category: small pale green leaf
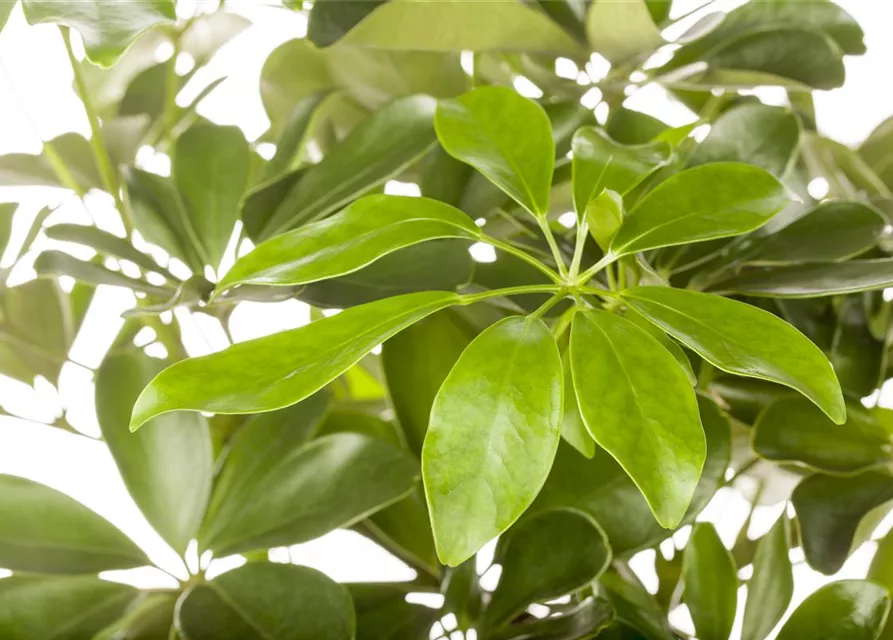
[753,398,892,475]
[690,103,801,177]
[130,291,459,428]
[486,509,610,628]
[423,316,563,566]
[793,471,893,575]
[173,123,250,268]
[0,575,136,640]
[218,194,479,293]
[609,163,788,256]
[713,259,893,298]
[435,86,555,217]
[586,188,624,252]
[570,309,704,528]
[741,514,793,640]
[572,126,672,224]
[21,0,175,67]
[96,351,212,554]
[776,580,891,640]
[0,474,148,573]
[682,523,737,640]
[585,0,663,63]
[177,563,354,640]
[621,287,845,424]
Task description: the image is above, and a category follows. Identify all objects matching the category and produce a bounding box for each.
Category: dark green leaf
[869,528,893,640]
[349,583,438,640]
[308,0,388,47]
[0,575,136,640]
[423,316,562,566]
[177,563,354,640]
[741,514,793,640]
[219,195,479,292]
[570,309,704,528]
[0,474,148,573]
[776,580,891,640]
[130,291,459,428]
[435,86,554,217]
[793,471,893,574]
[34,250,172,297]
[712,259,893,298]
[621,287,845,424]
[489,597,615,640]
[96,352,212,554]
[260,90,332,184]
[600,567,674,640]
[609,163,787,256]
[585,0,663,63]
[606,108,669,145]
[831,298,885,397]
[682,523,737,640]
[486,509,610,628]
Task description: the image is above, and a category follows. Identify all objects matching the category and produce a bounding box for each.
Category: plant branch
[485,236,563,283]
[578,252,618,285]
[460,284,562,305]
[568,218,589,279]
[536,216,569,278]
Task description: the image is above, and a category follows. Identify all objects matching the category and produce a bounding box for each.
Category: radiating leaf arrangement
[1,0,893,638]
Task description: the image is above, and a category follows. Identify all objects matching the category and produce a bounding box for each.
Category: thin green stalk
[460,284,561,305]
[568,218,589,278]
[536,216,569,278]
[550,305,577,340]
[530,292,566,319]
[580,286,618,300]
[578,252,618,285]
[606,263,617,290]
[61,27,133,234]
[485,236,563,283]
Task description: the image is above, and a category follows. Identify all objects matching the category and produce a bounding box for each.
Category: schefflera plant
[132,86,846,567]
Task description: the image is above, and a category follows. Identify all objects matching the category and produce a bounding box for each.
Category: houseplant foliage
[2,0,893,638]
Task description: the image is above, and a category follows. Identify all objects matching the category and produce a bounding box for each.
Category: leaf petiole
[460,284,562,305]
[484,236,564,283]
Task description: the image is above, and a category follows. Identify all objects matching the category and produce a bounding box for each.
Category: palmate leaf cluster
[1,0,893,638]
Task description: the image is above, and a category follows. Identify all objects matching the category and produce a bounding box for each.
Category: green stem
[162,37,181,146]
[578,252,618,285]
[568,218,589,278]
[697,361,715,390]
[460,284,561,305]
[580,286,618,300]
[61,27,133,234]
[551,305,577,340]
[536,216,569,278]
[530,292,566,319]
[485,236,563,283]
[606,263,617,290]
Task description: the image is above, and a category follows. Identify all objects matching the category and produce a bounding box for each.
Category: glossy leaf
[0,474,148,573]
[776,580,891,640]
[45,223,175,279]
[487,509,610,628]
[570,309,704,528]
[218,195,479,292]
[793,471,893,574]
[600,567,674,640]
[741,514,793,640]
[200,432,417,555]
[349,583,438,640]
[97,352,212,554]
[585,0,663,63]
[753,398,892,475]
[713,259,893,298]
[21,0,175,67]
[177,563,354,640]
[609,163,788,256]
[435,86,555,217]
[624,308,697,386]
[0,575,136,640]
[690,103,800,177]
[260,90,332,183]
[682,523,737,640]
[173,123,250,268]
[130,291,459,428]
[586,189,625,252]
[621,287,845,424]
[869,529,893,640]
[423,316,563,566]
[34,250,172,297]
[560,347,596,458]
[489,597,615,640]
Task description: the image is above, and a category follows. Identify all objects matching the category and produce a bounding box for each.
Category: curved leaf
[585,0,663,63]
[776,580,891,640]
[569,309,705,528]
[621,287,845,424]
[682,523,737,640]
[741,514,793,640]
[712,259,893,298]
[130,291,460,428]
[423,316,563,566]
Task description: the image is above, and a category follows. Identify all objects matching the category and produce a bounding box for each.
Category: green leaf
[0,474,148,573]
[332,0,581,53]
[560,347,596,458]
[423,315,563,566]
[92,592,176,640]
[435,86,555,217]
[252,95,437,239]
[173,123,250,268]
[489,597,615,640]
[130,291,459,428]
[0,203,14,256]
[741,514,793,640]
[21,0,175,67]
[682,523,737,640]
[349,583,438,640]
[572,126,671,223]
[0,2,13,34]
[219,195,479,293]
[585,189,625,253]
[569,309,704,528]
[793,471,893,574]
[600,567,674,640]
[45,223,175,279]
[364,488,440,579]
[200,432,417,555]
[776,580,891,640]
[750,201,884,264]
[585,0,663,63]
[690,103,800,177]
[382,308,477,457]
[177,563,354,640]
[831,298,885,397]
[712,259,893,298]
[606,108,670,146]
[869,529,893,640]
[624,308,697,386]
[0,575,136,640]
[307,0,387,47]
[96,352,212,554]
[486,509,610,628]
[260,90,332,184]
[609,163,788,256]
[0,133,100,191]
[34,250,173,298]
[621,287,845,424]
[754,397,892,475]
